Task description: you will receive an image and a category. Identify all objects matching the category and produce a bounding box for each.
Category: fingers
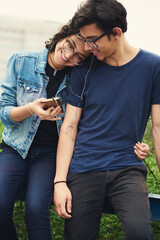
[47,106,62,116]
[54,201,72,219]
[134,149,146,161]
[27,99,47,116]
[66,197,72,216]
[135,142,149,152]
[54,185,72,219]
[134,142,149,161]
[30,98,63,120]
[46,117,62,121]
[40,106,63,120]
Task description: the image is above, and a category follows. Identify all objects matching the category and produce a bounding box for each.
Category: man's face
[79,23,116,62]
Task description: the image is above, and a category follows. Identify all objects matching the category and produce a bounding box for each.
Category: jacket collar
[35,48,48,74]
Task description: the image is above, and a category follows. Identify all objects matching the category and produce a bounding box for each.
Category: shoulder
[10,51,38,61]
[71,64,89,76]
[8,49,48,71]
[70,58,95,80]
[140,49,160,65]
[9,49,48,63]
[6,51,39,69]
[136,49,160,80]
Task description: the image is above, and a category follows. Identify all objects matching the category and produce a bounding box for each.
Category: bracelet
[27,103,34,115]
[54,181,67,185]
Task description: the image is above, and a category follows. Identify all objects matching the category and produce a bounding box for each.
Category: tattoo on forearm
[60,126,76,142]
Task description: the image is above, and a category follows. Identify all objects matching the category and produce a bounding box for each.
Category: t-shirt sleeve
[62,66,86,108]
[151,67,160,104]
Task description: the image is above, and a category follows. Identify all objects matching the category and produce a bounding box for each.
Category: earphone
[68,53,94,107]
[79,54,94,102]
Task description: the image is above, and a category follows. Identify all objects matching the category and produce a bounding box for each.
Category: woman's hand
[27,98,62,121]
[10,98,62,123]
[134,142,149,161]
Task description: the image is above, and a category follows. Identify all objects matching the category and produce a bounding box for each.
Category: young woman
[0,23,89,240]
[0,22,149,240]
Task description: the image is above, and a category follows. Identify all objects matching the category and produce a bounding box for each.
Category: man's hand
[54,184,72,219]
[134,142,149,161]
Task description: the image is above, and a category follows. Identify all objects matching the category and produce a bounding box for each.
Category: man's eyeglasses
[77,29,113,49]
[63,39,85,65]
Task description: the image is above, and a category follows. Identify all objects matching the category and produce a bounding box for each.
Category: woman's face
[53,34,90,68]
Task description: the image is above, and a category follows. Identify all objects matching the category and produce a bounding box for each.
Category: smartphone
[41,97,64,113]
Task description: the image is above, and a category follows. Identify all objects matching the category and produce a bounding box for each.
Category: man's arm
[54,103,82,219]
[151,104,160,170]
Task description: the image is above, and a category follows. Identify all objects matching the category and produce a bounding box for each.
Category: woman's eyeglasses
[63,39,85,65]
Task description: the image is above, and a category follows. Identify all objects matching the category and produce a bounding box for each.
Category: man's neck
[104,37,139,67]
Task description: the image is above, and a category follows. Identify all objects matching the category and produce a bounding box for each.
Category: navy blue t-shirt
[62,49,160,173]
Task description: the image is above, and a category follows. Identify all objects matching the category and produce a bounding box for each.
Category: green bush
[0,121,4,152]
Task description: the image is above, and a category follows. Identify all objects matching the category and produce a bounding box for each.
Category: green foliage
[0,120,160,239]
[146,153,160,194]
[0,122,4,132]
[0,121,4,152]
[0,121,4,139]
[143,129,160,194]
[98,215,124,240]
[13,203,160,240]
[50,207,65,240]
[13,202,28,240]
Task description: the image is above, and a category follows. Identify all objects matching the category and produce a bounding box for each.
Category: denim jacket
[0,48,68,159]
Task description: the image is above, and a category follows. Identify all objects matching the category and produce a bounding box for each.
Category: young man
[54,0,160,239]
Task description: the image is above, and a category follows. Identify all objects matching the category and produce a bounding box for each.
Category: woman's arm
[10,98,62,122]
[54,103,82,219]
[0,54,62,127]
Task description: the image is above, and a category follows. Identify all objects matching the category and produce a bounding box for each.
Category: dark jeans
[65,165,154,240]
[0,147,56,240]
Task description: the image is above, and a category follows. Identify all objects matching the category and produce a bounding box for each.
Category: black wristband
[54,181,67,185]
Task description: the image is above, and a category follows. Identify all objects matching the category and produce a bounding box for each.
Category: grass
[0,121,4,153]
[13,200,160,240]
[0,121,160,239]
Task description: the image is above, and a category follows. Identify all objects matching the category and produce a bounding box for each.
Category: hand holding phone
[41,97,64,114]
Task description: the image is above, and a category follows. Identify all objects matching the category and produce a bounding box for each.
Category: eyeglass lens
[63,40,84,65]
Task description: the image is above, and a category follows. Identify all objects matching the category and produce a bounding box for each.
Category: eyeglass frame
[63,39,85,65]
[77,29,113,49]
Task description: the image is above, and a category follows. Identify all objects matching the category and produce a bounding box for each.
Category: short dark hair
[71,0,127,34]
[45,21,79,52]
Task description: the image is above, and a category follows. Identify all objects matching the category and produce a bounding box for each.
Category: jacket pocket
[17,79,41,105]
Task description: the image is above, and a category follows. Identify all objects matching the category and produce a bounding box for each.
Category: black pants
[65,165,154,240]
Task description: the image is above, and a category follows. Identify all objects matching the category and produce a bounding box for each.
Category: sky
[1,0,160,54]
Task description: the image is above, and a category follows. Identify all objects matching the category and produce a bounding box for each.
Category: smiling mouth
[61,51,68,62]
[91,49,99,56]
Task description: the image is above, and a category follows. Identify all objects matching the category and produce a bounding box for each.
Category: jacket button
[26,86,30,91]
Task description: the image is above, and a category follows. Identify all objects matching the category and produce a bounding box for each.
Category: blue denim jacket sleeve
[0,54,20,128]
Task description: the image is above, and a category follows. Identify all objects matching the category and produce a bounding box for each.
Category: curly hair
[45,20,79,53]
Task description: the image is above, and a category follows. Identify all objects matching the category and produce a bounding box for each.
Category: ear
[112,27,122,40]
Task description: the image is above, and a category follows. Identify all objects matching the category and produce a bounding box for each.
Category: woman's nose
[65,51,74,60]
[84,42,93,51]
